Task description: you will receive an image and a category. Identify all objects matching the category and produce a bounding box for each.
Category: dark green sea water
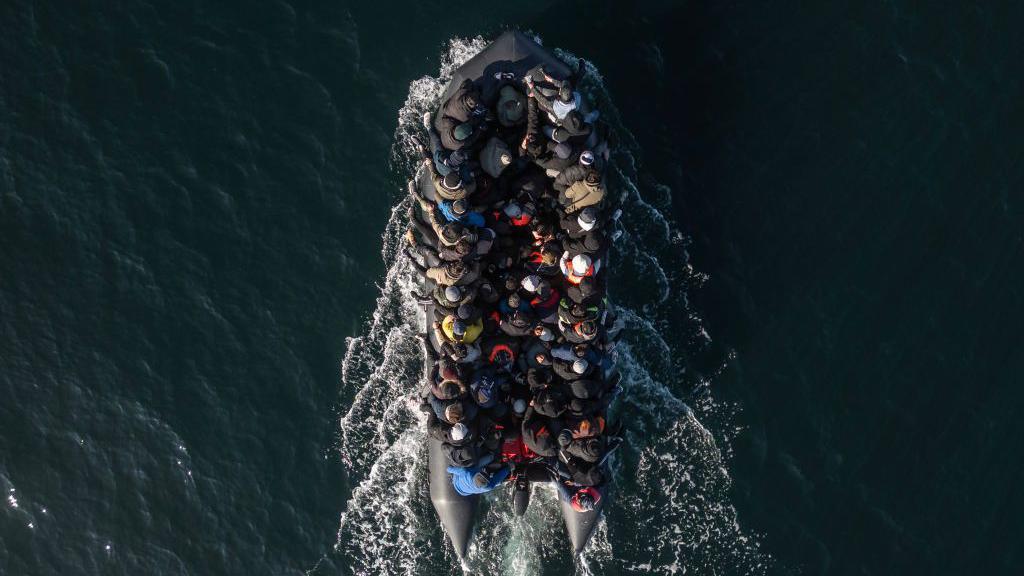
[2,1,1022,575]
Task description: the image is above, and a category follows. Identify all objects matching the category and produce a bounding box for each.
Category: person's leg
[427,128,452,176]
[409,207,440,247]
[415,245,442,268]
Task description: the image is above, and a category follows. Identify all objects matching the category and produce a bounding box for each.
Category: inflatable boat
[407,30,621,560]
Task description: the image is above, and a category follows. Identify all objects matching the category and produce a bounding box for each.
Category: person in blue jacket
[437,198,486,228]
[447,453,511,496]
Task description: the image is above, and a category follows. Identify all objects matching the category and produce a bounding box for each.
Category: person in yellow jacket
[434,314,483,345]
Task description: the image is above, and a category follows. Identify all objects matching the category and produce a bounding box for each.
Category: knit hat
[453,122,474,141]
[444,285,462,302]
[572,359,589,374]
[450,422,469,442]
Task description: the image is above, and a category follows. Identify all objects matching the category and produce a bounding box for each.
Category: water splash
[331,35,769,575]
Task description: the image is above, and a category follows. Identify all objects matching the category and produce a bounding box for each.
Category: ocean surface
[1,1,1022,575]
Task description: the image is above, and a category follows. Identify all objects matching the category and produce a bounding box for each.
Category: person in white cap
[450,422,470,443]
[560,205,602,239]
[559,251,600,285]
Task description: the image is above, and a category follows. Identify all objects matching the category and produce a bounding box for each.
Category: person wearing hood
[517,334,554,372]
[479,136,514,179]
[569,486,603,512]
[423,259,481,287]
[532,385,569,419]
[431,169,478,202]
[427,283,477,313]
[500,308,537,338]
[526,366,555,393]
[471,365,510,418]
[560,318,602,345]
[447,453,511,496]
[482,336,519,371]
[560,428,605,463]
[566,276,602,305]
[521,407,559,457]
[559,170,606,214]
[436,197,486,228]
[429,396,478,426]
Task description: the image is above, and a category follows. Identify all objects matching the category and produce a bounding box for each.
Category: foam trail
[330,36,770,575]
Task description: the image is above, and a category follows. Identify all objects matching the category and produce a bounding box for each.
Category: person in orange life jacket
[559,252,600,285]
[570,486,603,512]
[481,335,519,369]
[524,241,562,277]
[521,407,559,457]
[520,275,560,322]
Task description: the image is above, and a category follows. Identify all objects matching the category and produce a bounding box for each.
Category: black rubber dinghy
[416,30,613,560]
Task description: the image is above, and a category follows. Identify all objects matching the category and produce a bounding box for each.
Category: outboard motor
[512,474,531,516]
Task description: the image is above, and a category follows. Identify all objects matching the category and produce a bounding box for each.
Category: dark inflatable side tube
[428,437,477,559]
[559,491,606,555]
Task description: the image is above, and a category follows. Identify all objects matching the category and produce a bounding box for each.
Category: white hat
[513,398,527,415]
[444,286,462,302]
[521,275,542,293]
[580,150,595,166]
[577,208,597,231]
[451,422,469,442]
[571,254,592,274]
[572,359,589,374]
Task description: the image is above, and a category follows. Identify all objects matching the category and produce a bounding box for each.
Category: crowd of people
[406,59,621,513]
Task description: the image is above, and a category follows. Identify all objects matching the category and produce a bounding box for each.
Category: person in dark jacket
[521,408,559,457]
[553,151,598,192]
[559,205,601,239]
[553,357,595,381]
